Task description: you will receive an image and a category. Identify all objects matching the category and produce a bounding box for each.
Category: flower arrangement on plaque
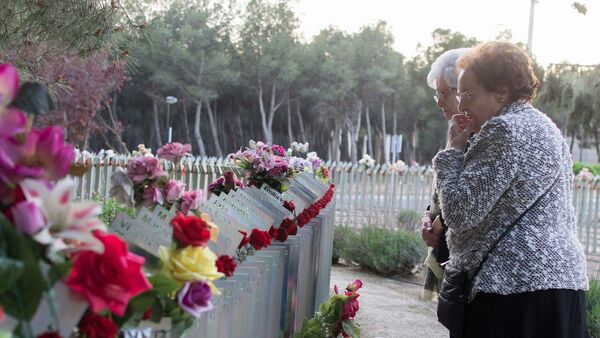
[295,279,363,338]
[0,64,153,338]
[228,140,294,193]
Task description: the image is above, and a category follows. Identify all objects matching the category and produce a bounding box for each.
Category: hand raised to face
[446,113,474,152]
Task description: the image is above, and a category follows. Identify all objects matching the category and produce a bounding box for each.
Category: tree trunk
[257,76,272,144]
[381,101,387,163]
[236,112,244,150]
[153,99,163,148]
[286,96,293,145]
[194,101,207,157]
[205,99,223,157]
[295,101,306,142]
[181,102,192,146]
[366,105,373,156]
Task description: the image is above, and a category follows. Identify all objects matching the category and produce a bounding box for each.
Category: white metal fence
[72,154,600,254]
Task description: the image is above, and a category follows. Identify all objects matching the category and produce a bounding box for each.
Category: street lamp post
[165,96,178,143]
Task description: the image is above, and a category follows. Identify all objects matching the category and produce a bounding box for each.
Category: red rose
[78,311,118,338]
[238,230,249,248]
[37,332,61,338]
[276,227,288,242]
[268,226,278,239]
[249,229,271,250]
[288,222,298,235]
[216,255,237,277]
[142,308,153,320]
[66,231,152,317]
[282,200,295,212]
[171,212,211,247]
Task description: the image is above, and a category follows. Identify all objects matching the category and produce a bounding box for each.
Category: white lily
[20,179,106,256]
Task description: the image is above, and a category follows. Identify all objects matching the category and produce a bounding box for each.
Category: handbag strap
[469,174,560,281]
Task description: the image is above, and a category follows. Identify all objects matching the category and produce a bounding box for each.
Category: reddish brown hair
[457,41,539,102]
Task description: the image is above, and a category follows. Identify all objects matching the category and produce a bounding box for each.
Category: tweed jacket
[432,101,588,301]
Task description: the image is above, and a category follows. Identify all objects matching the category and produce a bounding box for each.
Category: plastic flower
[20,179,106,255]
[126,156,164,183]
[158,245,223,288]
[180,189,203,215]
[177,281,213,318]
[66,232,152,317]
[215,255,237,277]
[141,185,164,207]
[157,142,192,163]
[0,126,75,186]
[0,64,19,110]
[164,179,185,203]
[10,200,46,235]
[170,212,211,248]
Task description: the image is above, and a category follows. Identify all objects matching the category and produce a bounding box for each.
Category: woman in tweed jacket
[433,41,589,337]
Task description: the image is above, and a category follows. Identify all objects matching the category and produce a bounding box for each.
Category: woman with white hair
[421,48,470,300]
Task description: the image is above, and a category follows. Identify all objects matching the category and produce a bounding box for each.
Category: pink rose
[180,190,203,215]
[142,185,164,207]
[126,157,164,183]
[342,292,360,320]
[11,200,46,235]
[157,142,192,163]
[0,64,19,109]
[164,179,185,203]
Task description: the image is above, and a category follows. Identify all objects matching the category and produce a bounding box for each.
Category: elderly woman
[434,41,589,337]
[421,48,470,301]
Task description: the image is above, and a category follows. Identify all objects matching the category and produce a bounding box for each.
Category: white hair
[426,48,470,90]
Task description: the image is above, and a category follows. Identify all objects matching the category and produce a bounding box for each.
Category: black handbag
[436,176,559,338]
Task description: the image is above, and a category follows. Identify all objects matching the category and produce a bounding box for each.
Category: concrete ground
[329,263,448,338]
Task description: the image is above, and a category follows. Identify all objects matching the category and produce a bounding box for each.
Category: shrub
[336,225,427,276]
[92,194,136,225]
[588,279,600,337]
[333,224,356,264]
[397,209,422,231]
[573,162,600,176]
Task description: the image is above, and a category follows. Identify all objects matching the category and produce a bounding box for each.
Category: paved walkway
[329,264,448,338]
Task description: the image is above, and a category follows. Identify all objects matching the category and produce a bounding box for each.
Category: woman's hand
[447,114,474,152]
[421,211,442,248]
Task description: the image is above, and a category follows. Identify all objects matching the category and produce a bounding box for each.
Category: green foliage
[587,279,600,337]
[334,224,427,276]
[397,209,421,231]
[294,294,354,338]
[0,213,45,321]
[333,224,355,262]
[573,162,600,175]
[94,194,136,226]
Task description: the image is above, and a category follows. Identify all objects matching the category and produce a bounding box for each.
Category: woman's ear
[496,86,509,103]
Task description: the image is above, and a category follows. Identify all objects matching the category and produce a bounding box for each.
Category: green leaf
[342,320,361,338]
[129,291,157,313]
[0,257,25,293]
[48,260,73,285]
[0,214,46,320]
[148,274,180,296]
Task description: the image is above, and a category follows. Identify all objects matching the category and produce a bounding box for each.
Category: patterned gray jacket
[432,100,588,301]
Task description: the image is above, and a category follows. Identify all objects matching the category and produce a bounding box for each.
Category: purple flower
[0,64,19,109]
[11,200,46,235]
[141,185,164,207]
[180,190,203,215]
[0,126,75,186]
[207,177,225,192]
[126,157,165,183]
[177,281,213,318]
[157,142,192,163]
[271,144,286,157]
[0,108,27,137]
[164,179,185,203]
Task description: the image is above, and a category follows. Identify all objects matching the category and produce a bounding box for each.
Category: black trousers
[452,289,590,338]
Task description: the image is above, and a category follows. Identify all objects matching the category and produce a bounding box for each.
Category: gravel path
[329,264,448,338]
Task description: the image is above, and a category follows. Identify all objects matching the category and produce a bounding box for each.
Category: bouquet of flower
[228,141,294,193]
[110,144,203,215]
[207,170,244,197]
[120,211,224,337]
[358,154,375,169]
[286,141,329,182]
[295,279,362,338]
[0,63,152,338]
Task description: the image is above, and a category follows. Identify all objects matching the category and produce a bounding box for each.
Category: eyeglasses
[433,88,456,104]
[456,90,476,105]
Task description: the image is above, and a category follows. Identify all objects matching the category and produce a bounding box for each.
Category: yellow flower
[159,245,224,284]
